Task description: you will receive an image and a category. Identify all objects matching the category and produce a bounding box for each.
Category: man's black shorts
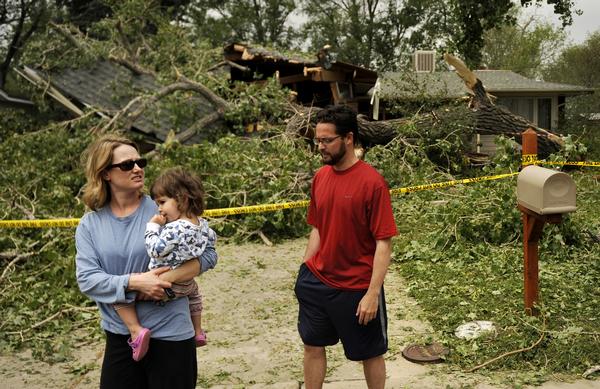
[294,263,388,361]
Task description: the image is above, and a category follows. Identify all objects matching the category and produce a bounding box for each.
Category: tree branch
[466,319,546,372]
[49,22,89,52]
[108,54,156,76]
[0,252,34,282]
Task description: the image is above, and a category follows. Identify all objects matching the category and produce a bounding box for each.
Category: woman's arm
[159,259,200,284]
[76,222,172,303]
[158,228,218,283]
[76,223,170,303]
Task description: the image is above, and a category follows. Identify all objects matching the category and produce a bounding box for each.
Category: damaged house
[370,51,593,155]
[222,42,378,115]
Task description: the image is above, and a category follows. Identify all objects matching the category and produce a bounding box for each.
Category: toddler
[114,167,216,361]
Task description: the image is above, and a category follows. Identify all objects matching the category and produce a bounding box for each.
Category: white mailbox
[517,166,576,215]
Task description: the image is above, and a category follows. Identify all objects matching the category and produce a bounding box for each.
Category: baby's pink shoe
[128,328,151,361]
[195,331,207,347]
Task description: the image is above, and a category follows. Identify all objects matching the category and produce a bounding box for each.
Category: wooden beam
[17,67,84,116]
[278,73,311,84]
[311,69,348,83]
[330,83,341,103]
[241,49,255,60]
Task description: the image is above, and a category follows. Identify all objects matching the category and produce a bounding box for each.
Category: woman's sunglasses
[108,158,148,171]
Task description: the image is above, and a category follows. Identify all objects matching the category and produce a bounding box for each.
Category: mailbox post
[518,129,576,315]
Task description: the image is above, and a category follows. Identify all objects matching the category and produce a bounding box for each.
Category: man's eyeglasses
[312,135,342,145]
[108,158,147,171]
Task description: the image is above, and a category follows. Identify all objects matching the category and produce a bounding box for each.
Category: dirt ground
[1,238,599,388]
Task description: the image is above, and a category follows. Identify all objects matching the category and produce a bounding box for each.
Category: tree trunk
[286,55,564,157]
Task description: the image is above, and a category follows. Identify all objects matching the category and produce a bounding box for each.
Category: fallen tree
[286,54,564,157]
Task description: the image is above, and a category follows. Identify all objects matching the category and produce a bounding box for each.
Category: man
[294,105,397,389]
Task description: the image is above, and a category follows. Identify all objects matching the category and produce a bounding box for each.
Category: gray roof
[25,61,222,142]
[377,70,594,101]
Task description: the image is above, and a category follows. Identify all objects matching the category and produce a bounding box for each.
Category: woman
[75,133,216,388]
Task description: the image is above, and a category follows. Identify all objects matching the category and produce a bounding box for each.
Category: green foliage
[222,78,293,133]
[394,169,600,376]
[301,0,431,70]
[0,123,97,362]
[148,134,320,240]
[447,0,576,68]
[186,0,298,48]
[376,103,476,174]
[482,12,566,78]
[543,31,600,159]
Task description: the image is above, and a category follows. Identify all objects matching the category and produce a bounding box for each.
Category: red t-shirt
[305,160,398,290]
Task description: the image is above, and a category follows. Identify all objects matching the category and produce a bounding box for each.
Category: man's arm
[303,227,320,261]
[356,238,392,325]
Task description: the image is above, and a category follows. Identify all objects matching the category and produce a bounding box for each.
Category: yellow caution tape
[0,218,80,229]
[389,172,518,196]
[0,172,520,229]
[521,154,600,168]
[203,200,310,218]
[522,154,538,166]
[539,161,600,167]
[4,156,598,229]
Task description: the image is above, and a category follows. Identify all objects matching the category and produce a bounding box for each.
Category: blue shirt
[75,195,217,340]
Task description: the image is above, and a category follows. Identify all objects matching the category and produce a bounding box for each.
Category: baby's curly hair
[150,167,205,216]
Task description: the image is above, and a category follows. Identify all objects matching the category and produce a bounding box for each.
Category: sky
[522,0,600,44]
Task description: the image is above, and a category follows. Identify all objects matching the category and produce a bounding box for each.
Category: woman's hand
[128,267,172,300]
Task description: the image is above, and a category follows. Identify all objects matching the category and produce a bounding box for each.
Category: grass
[391,170,600,381]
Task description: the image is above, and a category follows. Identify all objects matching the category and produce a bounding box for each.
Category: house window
[537,98,552,130]
[497,97,534,123]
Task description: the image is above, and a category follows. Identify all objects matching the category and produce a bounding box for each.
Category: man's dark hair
[316,105,359,145]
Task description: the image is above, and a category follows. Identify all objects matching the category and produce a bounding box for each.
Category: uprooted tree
[285,53,564,157]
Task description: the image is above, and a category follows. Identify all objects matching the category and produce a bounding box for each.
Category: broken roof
[224,42,315,65]
[377,70,594,101]
[17,60,223,143]
[224,42,377,81]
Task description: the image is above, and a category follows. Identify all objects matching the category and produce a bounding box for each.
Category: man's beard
[321,143,346,166]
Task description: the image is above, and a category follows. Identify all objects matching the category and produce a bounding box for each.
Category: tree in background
[55,0,193,31]
[185,0,297,48]
[0,0,50,89]
[543,31,600,157]
[437,0,576,69]
[301,0,437,70]
[481,11,566,78]
[54,0,111,31]
[299,0,576,71]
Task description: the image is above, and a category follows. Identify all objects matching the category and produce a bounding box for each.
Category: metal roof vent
[414,50,436,73]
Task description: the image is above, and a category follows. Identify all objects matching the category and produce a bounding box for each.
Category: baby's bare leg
[115,304,144,339]
[191,312,203,335]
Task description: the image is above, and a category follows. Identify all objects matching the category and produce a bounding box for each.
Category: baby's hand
[150,214,167,225]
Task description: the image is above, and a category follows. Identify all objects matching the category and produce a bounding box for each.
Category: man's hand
[129,267,172,300]
[356,291,379,325]
[150,214,167,225]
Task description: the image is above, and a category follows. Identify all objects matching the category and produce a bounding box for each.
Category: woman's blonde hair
[81,133,139,211]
